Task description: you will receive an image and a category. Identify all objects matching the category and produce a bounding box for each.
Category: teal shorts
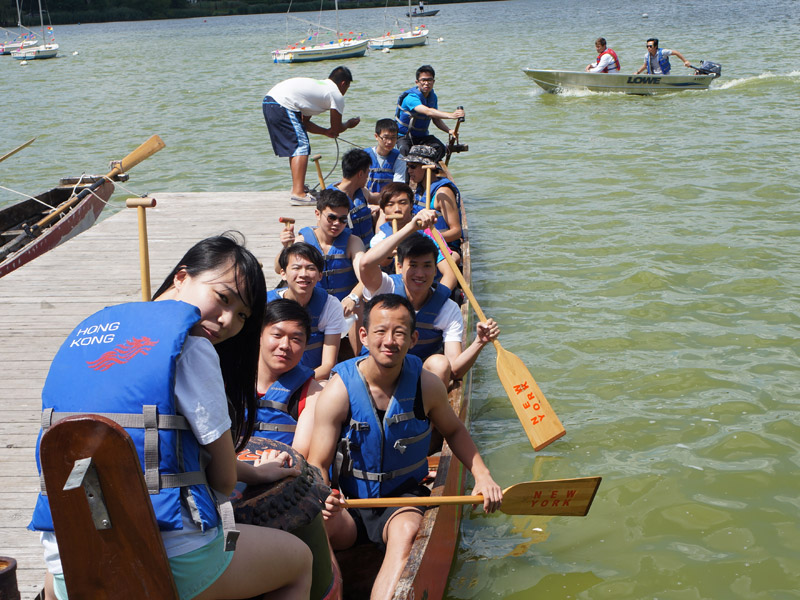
[53,528,233,600]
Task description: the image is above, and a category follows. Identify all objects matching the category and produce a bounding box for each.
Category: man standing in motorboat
[395,65,464,163]
[585,37,620,73]
[634,38,691,75]
[262,66,361,206]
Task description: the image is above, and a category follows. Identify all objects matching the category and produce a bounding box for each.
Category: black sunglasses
[324,212,348,224]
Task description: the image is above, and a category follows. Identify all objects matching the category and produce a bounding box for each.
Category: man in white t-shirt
[263,66,361,206]
[635,38,691,75]
[357,208,499,386]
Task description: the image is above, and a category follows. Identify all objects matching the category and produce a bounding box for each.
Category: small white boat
[523,68,718,95]
[273,38,368,63]
[11,42,58,60]
[0,37,38,55]
[368,27,428,49]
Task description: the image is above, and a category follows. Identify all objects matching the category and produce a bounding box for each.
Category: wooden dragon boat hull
[0,178,114,278]
[337,172,473,600]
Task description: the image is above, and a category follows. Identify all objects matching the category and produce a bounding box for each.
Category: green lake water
[2,0,799,597]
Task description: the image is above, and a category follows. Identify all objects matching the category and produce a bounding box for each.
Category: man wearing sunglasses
[635,38,691,75]
[279,188,367,354]
[395,65,465,162]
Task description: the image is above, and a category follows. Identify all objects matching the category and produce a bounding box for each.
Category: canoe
[272,38,368,63]
[523,68,717,95]
[336,169,473,600]
[368,27,429,50]
[0,176,114,278]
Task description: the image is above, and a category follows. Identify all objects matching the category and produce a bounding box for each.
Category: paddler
[307,294,503,600]
[365,119,406,195]
[585,37,620,73]
[404,144,463,263]
[635,38,692,74]
[253,298,324,456]
[262,66,361,206]
[328,148,379,245]
[395,65,465,162]
[270,242,348,380]
[358,210,499,387]
[278,188,366,354]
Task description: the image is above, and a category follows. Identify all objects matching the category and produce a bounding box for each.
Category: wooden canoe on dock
[0,176,115,278]
[336,173,473,600]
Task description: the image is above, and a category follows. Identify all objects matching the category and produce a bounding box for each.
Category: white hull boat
[523,68,717,95]
[368,27,428,49]
[11,42,58,60]
[272,38,368,63]
[0,38,38,55]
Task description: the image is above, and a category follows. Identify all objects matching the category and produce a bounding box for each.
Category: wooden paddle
[444,108,463,166]
[0,137,36,164]
[386,214,401,273]
[344,476,601,516]
[311,154,326,190]
[126,197,157,301]
[0,136,166,263]
[424,175,565,450]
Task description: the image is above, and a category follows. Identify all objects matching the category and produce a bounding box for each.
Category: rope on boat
[0,185,54,209]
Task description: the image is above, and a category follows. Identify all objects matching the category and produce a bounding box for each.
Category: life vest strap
[41,407,191,432]
[257,399,291,412]
[384,410,415,426]
[255,422,297,433]
[393,424,433,454]
[351,456,427,483]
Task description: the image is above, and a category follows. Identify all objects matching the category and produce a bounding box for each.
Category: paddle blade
[502,476,601,516]
[116,135,166,175]
[494,342,565,451]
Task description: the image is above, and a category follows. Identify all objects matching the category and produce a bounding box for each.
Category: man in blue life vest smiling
[308,294,502,600]
[635,38,691,75]
[395,65,465,162]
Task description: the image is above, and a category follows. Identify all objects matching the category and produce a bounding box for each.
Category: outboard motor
[694,61,722,78]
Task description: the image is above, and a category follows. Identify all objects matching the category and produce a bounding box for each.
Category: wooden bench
[40,415,179,599]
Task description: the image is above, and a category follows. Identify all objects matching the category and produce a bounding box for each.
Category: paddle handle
[345,495,482,509]
[424,165,434,210]
[312,154,326,190]
[387,214,401,273]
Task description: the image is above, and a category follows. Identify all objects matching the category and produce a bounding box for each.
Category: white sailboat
[0,0,39,55]
[11,0,58,60]
[368,0,429,50]
[272,0,367,64]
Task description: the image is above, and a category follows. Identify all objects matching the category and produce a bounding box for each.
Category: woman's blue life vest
[267,286,327,370]
[29,300,221,533]
[332,355,431,498]
[389,274,450,360]
[300,226,359,301]
[395,86,438,138]
[366,147,401,194]
[252,363,315,446]
[646,49,671,74]
[326,182,374,245]
[413,177,463,253]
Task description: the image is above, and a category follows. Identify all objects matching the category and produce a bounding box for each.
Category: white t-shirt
[41,336,232,573]
[363,272,463,343]
[370,146,407,182]
[272,288,349,336]
[267,78,345,117]
[644,49,672,74]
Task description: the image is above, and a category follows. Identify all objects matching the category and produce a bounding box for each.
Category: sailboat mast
[335,0,340,37]
[408,0,413,28]
[37,0,44,40]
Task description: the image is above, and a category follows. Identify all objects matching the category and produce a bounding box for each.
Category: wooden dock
[0,191,318,598]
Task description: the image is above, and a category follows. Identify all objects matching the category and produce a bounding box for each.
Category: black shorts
[349,480,431,552]
[262,95,309,158]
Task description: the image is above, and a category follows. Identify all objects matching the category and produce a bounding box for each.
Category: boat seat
[40,414,179,599]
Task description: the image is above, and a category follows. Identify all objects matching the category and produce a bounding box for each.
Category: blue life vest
[253,363,315,445]
[366,147,400,193]
[327,182,374,245]
[300,226,358,301]
[413,177,463,253]
[646,49,671,74]
[395,87,438,137]
[389,274,450,360]
[29,301,220,533]
[267,286,328,369]
[332,355,431,498]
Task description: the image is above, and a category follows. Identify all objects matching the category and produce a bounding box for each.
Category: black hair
[364,293,417,332]
[379,182,414,210]
[375,119,398,135]
[328,66,353,85]
[317,187,350,212]
[397,232,438,265]
[416,65,435,80]
[152,231,267,451]
[341,148,372,179]
[647,38,659,48]
[263,298,312,343]
[595,37,607,47]
[278,241,324,272]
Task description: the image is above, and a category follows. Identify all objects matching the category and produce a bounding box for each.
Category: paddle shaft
[0,137,36,164]
[445,111,463,166]
[312,154,326,190]
[126,197,157,301]
[344,476,601,517]
[387,214,400,273]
